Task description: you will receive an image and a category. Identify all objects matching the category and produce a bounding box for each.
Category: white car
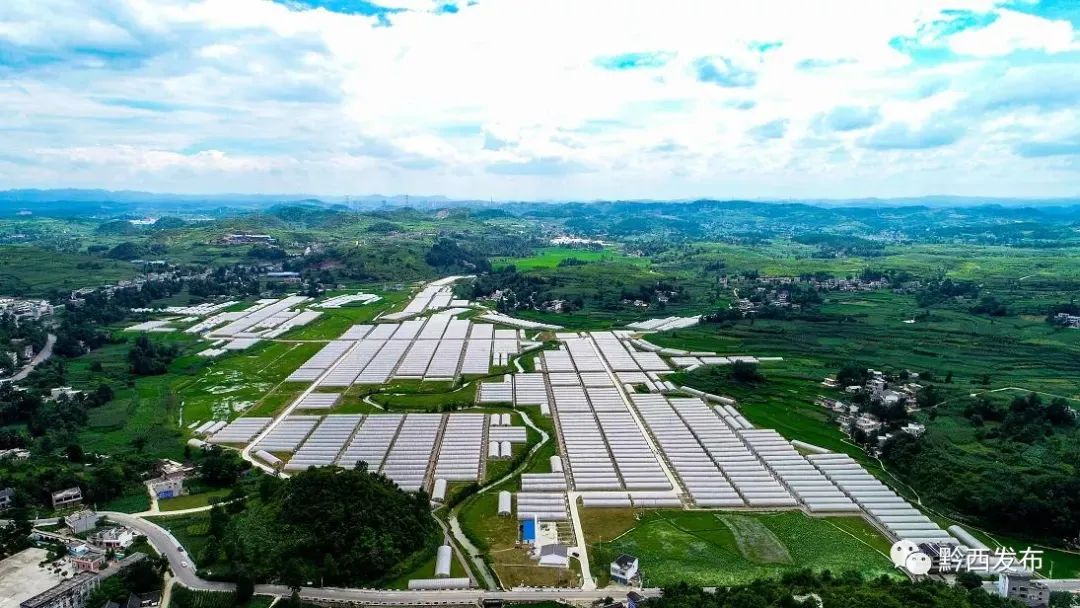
[181,561,189,569]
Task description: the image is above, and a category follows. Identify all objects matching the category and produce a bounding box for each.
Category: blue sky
[0,0,1078,199]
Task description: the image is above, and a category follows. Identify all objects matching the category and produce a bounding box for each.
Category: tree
[956,570,983,590]
[128,335,178,376]
[836,364,870,387]
[199,447,249,486]
[235,575,254,605]
[1049,591,1078,608]
[208,505,229,539]
[65,443,84,462]
[916,384,940,409]
[730,361,766,385]
[221,465,438,586]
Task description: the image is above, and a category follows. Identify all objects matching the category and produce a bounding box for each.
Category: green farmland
[584,509,895,587]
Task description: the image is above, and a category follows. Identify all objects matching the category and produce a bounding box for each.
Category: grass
[169,587,276,608]
[483,419,537,483]
[282,289,410,340]
[584,510,895,587]
[492,246,649,271]
[146,511,213,561]
[371,382,477,411]
[383,544,468,589]
[178,340,324,425]
[159,488,232,512]
[101,491,151,514]
[0,245,138,296]
[653,289,1080,399]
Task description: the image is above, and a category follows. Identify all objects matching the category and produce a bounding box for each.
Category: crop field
[79,370,186,459]
[654,290,1080,399]
[102,491,152,514]
[169,587,276,608]
[159,488,231,511]
[68,335,323,459]
[0,245,138,295]
[370,382,478,412]
[147,512,214,564]
[493,246,649,271]
[281,289,411,340]
[178,340,324,424]
[584,509,895,587]
[655,243,1080,287]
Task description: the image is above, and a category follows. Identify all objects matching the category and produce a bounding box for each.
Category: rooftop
[539,544,568,557]
[614,553,637,568]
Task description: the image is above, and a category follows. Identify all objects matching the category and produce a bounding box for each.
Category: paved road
[103,512,234,592]
[0,333,55,383]
[103,512,663,604]
[1041,579,1080,592]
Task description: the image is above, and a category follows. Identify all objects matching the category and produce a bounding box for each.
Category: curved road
[0,333,55,384]
[104,511,658,604]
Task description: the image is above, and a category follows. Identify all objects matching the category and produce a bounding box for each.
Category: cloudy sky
[1,0,1078,199]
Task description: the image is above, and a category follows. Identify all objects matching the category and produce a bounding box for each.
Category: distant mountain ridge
[0,189,454,205]
[0,189,1077,215]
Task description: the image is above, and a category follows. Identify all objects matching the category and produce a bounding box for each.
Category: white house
[89,527,136,550]
[901,422,926,437]
[49,387,82,401]
[64,509,100,534]
[853,414,882,434]
[149,477,183,500]
[610,554,640,585]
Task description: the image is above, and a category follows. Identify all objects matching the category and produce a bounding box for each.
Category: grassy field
[101,491,152,514]
[0,245,138,295]
[169,586,276,608]
[654,289,1080,399]
[493,246,649,271]
[383,544,468,589]
[370,382,478,412]
[282,289,411,340]
[177,340,323,424]
[160,488,232,511]
[583,509,895,587]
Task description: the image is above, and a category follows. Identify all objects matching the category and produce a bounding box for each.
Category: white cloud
[948,9,1077,57]
[0,0,1077,197]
